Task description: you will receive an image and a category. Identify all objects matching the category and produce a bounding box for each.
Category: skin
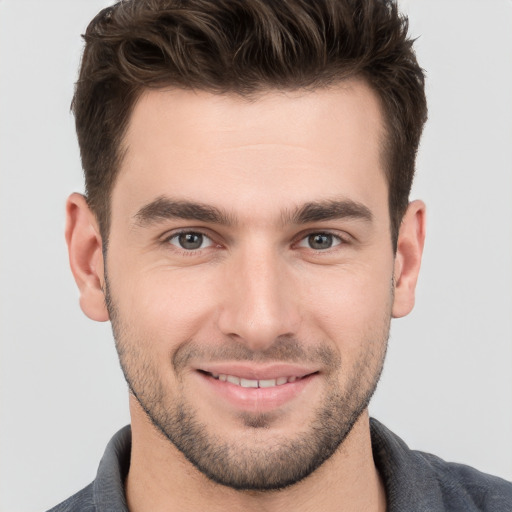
[66,80,425,512]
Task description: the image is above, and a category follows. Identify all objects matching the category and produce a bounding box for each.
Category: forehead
[114,82,388,224]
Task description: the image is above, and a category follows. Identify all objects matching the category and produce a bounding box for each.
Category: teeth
[211,373,301,388]
[240,378,259,388]
[226,375,240,385]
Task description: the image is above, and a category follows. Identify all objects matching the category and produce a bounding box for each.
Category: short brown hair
[72,0,427,247]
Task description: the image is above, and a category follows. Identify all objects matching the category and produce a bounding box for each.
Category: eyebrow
[133,196,235,227]
[133,196,373,228]
[285,199,373,225]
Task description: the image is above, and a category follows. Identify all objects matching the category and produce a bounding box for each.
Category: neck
[125,397,386,512]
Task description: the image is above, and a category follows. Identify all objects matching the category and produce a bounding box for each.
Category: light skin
[66,81,425,512]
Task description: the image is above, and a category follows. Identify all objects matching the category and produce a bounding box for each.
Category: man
[48,0,512,510]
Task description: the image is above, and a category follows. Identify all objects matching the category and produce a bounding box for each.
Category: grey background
[0,1,511,511]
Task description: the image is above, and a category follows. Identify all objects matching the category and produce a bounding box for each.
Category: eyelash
[296,232,345,251]
[163,230,216,253]
[161,229,349,254]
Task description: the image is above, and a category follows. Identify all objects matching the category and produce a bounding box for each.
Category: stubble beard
[105,277,389,492]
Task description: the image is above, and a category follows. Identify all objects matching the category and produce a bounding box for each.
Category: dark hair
[72,0,427,247]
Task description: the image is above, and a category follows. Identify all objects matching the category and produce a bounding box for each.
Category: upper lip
[196,363,319,380]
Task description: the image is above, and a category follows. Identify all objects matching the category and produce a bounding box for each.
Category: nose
[217,246,301,352]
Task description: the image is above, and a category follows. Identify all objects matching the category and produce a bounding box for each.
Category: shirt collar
[91,420,451,512]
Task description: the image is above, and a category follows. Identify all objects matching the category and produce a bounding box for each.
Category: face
[85,82,406,490]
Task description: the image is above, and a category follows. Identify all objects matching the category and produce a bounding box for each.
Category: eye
[168,231,214,251]
[298,232,342,250]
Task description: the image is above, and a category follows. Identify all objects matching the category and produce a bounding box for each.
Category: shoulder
[370,418,512,511]
[46,483,95,512]
[45,425,131,512]
[417,450,512,511]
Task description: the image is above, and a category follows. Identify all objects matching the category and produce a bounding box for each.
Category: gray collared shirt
[47,419,512,511]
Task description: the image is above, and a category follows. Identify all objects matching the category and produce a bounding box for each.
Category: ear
[65,193,109,322]
[392,200,426,318]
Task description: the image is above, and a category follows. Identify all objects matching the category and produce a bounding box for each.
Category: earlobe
[392,200,426,318]
[65,193,109,322]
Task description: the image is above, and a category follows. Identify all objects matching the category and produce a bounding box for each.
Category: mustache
[172,335,340,372]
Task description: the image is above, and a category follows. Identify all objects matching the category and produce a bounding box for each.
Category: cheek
[299,261,394,347]
[110,266,221,350]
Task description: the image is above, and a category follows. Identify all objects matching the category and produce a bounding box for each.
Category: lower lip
[197,372,317,412]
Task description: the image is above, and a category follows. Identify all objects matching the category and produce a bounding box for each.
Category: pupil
[309,233,332,250]
[179,232,203,250]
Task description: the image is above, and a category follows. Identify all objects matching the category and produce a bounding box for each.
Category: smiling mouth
[199,370,315,389]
